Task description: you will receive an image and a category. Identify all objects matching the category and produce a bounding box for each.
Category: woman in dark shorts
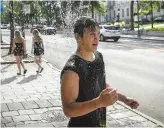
[12,30,27,75]
[31,29,44,73]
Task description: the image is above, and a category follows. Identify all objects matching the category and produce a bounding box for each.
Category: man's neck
[75,49,95,62]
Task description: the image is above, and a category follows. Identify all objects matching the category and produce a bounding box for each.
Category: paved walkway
[1,45,164,127]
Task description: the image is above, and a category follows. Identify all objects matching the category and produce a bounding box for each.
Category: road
[2,29,164,123]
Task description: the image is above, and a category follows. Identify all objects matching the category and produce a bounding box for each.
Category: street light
[117,9,120,26]
[20,2,25,38]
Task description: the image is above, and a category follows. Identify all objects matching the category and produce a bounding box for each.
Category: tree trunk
[130,1,134,30]
[8,1,14,54]
[151,1,154,28]
[91,2,94,18]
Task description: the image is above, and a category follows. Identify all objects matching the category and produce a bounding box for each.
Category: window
[122,9,124,17]
[127,8,129,16]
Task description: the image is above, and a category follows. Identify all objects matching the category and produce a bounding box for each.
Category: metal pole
[8,1,14,54]
[20,2,25,38]
[137,1,140,37]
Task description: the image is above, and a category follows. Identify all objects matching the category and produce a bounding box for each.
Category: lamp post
[20,2,25,38]
[117,9,120,26]
[137,0,140,37]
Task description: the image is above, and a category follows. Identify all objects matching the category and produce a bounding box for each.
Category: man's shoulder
[60,55,81,80]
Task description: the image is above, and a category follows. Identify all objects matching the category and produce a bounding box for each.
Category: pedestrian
[60,16,139,127]
[31,29,44,73]
[12,30,27,75]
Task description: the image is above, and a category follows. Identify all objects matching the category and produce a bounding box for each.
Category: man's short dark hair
[74,16,99,37]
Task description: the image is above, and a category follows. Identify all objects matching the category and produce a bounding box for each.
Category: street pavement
[1,42,164,127]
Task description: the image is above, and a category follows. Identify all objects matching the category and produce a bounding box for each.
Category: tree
[130,1,134,30]
[139,1,160,28]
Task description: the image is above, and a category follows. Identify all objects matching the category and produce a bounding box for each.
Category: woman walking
[31,29,44,73]
[12,30,27,75]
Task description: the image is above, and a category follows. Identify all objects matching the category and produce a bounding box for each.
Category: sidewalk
[1,47,164,127]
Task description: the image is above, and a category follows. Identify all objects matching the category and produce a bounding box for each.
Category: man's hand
[98,87,118,107]
[124,98,139,109]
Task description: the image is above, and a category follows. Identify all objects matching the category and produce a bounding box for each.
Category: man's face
[80,26,99,52]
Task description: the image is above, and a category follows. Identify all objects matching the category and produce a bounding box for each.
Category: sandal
[17,73,21,75]
[24,69,27,74]
[40,68,44,73]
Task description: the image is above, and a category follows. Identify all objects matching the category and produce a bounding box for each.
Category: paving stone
[41,120,50,123]
[52,121,68,127]
[1,103,9,112]
[34,100,53,108]
[107,120,123,127]
[48,99,62,107]
[17,122,54,127]
[24,120,42,124]
[2,111,19,117]
[26,98,39,101]
[1,117,13,124]
[33,108,49,114]
[4,95,17,100]
[12,115,31,122]
[1,123,5,127]
[128,115,148,122]
[7,102,24,111]
[127,121,158,127]
[48,107,62,111]
[18,109,35,115]
[6,121,24,127]
[107,106,116,111]
[110,110,137,119]
[1,99,13,103]
[12,99,26,103]
[107,115,114,121]
[21,101,39,109]
[113,103,126,110]
[29,114,42,121]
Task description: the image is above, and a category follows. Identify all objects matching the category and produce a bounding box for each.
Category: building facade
[105,1,164,23]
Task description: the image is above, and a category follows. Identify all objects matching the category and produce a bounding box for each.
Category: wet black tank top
[60,51,106,127]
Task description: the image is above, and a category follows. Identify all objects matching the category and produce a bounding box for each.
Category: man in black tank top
[60,16,139,127]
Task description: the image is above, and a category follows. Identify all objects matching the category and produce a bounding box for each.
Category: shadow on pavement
[17,74,41,84]
[1,64,13,73]
[1,76,17,85]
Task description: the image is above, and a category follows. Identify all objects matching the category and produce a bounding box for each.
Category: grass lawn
[134,22,164,31]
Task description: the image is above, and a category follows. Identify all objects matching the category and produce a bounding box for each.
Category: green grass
[147,26,164,31]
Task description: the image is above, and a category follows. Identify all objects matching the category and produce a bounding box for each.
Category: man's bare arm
[61,71,117,118]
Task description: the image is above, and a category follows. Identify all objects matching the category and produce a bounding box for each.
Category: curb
[117,101,164,127]
[121,36,164,42]
[1,60,34,65]
[27,53,61,73]
[0,47,10,49]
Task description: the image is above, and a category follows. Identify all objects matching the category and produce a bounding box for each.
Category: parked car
[42,26,56,35]
[30,25,44,33]
[99,25,121,42]
[1,24,10,29]
[141,18,150,24]
[154,16,164,22]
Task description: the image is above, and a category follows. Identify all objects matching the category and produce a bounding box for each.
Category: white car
[99,25,121,42]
